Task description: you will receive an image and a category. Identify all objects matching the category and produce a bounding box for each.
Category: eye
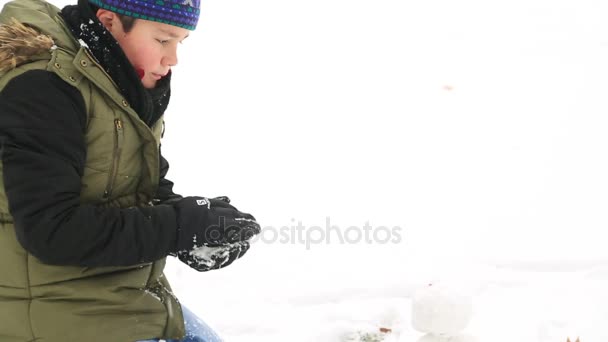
[156,39,169,45]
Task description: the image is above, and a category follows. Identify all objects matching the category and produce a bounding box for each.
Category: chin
[142,78,157,89]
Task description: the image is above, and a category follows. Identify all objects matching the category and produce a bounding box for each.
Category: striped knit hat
[88,0,200,30]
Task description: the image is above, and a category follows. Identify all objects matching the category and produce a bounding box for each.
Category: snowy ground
[165,248,608,342]
[34,0,608,340]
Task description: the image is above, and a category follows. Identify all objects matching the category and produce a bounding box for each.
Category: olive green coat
[0,1,185,341]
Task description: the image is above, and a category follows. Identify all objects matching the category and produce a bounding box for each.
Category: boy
[0,0,261,341]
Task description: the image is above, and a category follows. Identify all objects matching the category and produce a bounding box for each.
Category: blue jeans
[137,306,223,342]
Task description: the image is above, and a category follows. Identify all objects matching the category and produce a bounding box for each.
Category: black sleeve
[0,70,179,267]
[154,148,183,204]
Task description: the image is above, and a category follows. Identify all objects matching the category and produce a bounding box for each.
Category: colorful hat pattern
[89,0,200,30]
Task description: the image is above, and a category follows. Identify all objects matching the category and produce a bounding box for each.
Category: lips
[152,71,171,80]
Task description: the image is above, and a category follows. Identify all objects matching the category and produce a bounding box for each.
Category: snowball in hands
[190,244,239,268]
[412,283,473,335]
[177,240,251,272]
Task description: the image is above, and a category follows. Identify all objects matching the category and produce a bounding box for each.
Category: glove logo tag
[196,198,211,209]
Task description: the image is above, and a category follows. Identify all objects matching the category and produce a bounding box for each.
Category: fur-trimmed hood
[0,18,54,72]
[0,0,80,73]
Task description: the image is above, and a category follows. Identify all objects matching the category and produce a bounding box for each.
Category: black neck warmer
[60,0,171,127]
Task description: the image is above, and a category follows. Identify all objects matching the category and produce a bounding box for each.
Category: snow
[38,0,608,340]
[163,249,608,341]
[189,245,230,268]
[411,282,473,335]
[188,242,249,269]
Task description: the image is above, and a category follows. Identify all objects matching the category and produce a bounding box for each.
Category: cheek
[123,41,160,71]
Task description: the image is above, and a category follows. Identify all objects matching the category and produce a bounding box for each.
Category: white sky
[9,0,608,262]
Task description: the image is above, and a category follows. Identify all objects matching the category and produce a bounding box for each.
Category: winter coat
[0,0,187,341]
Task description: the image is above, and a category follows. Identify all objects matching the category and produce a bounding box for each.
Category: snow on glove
[177,240,251,272]
[173,196,261,252]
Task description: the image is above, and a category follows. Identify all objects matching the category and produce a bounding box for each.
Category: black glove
[173,196,261,252]
[177,240,251,272]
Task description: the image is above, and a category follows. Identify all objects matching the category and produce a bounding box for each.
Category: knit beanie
[88,0,200,30]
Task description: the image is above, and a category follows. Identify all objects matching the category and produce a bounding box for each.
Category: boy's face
[96,10,190,89]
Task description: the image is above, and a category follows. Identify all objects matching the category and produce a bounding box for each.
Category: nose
[162,47,178,67]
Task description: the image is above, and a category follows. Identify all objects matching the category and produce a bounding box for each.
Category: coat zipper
[103,118,124,199]
[78,48,160,200]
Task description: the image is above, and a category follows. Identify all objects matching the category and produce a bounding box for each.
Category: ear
[96,9,118,31]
